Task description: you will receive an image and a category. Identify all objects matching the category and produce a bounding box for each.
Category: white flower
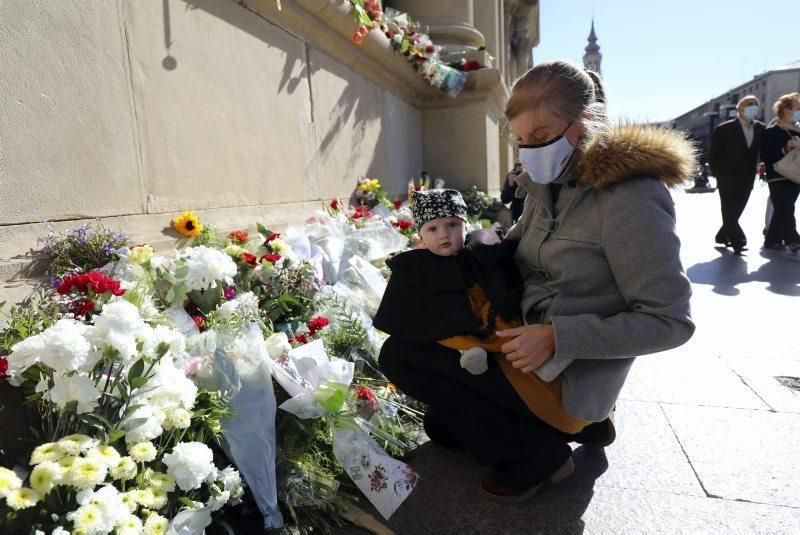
[52,527,70,535]
[207,489,230,511]
[110,456,137,482]
[74,485,129,532]
[218,466,244,501]
[58,433,98,456]
[162,442,215,491]
[48,374,101,414]
[128,441,157,463]
[141,325,187,360]
[144,469,176,493]
[123,404,164,444]
[115,513,143,535]
[163,407,191,430]
[143,512,168,535]
[67,504,105,534]
[30,442,64,465]
[170,245,238,291]
[86,445,121,468]
[217,300,238,320]
[268,238,291,255]
[223,244,246,257]
[87,301,150,363]
[8,319,92,375]
[141,357,197,411]
[0,467,22,498]
[68,458,108,489]
[29,461,64,494]
[264,332,291,360]
[5,487,41,510]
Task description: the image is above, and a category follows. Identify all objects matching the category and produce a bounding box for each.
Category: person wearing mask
[379,60,695,502]
[500,162,525,224]
[708,95,765,254]
[760,93,800,251]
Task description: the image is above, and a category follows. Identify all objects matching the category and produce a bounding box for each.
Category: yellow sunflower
[171,211,204,238]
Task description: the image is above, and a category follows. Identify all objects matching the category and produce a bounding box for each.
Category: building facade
[671,60,800,158]
[0,0,539,305]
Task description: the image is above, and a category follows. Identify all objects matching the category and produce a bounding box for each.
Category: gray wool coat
[505,125,697,422]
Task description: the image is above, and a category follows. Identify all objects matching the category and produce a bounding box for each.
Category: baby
[373,189,523,374]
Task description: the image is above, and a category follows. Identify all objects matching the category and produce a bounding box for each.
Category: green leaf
[108,429,126,443]
[354,5,372,26]
[179,497,197,509]
[174,265,190,279]
[128,358,145,381]
[130,376,148,390]
[256,222,269,237]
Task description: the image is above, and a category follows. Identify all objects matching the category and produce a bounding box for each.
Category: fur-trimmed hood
[577,124,698,189]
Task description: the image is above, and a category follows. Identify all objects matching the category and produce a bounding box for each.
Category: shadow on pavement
[345,442,608,533]
[686,247,800,296]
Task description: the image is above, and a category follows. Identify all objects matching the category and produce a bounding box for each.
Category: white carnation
[170,245,237,291]
[217,300,238,320]
[142,357,197,411]
[206,489,230,511]
[48,374,101,414]
[8,319,93,375]
[162,442,216,491]
[264,332,291,360]
[87,300,150,363]
[123,404,165,444]
[141,325,187,360]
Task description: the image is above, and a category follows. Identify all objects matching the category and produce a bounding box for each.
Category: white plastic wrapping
[166,506,213,535]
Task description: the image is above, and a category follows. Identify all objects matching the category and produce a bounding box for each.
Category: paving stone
[619,351,768,410]
[580,401,704,497]
[662,404,800,508]
[723,357,800,413]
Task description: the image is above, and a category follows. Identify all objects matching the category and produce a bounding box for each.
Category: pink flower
[183,356,208,377]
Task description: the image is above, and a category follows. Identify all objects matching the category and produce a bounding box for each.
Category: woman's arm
[549,179,695,362]
[761,128,789,166]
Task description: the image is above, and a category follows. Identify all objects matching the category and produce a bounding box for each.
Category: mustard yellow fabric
[438,285,589,434]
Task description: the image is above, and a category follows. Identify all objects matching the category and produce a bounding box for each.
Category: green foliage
[460,185,494,217]
[321,313,373,363]
[191,224,228,249]
[0,291,58,354]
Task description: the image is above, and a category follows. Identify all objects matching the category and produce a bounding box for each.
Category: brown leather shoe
[480,457,575,504]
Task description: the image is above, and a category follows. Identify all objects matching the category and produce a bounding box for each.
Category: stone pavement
[343,183,800,534]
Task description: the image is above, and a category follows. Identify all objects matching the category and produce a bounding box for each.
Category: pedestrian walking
[379,60,695,503]
[761,93,800,252]
[708,95,765,254]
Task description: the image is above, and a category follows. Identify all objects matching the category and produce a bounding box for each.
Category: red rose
[356,386,378,408]
[330,199,341,210]
[228,230,249,244]
[306,316,330,335]
[392,199,403,209]
[75,299,96,316]
[393,220,413,231]
[192,315,205,332]
[289,333,309,345]
[351,205,372,220]
[0,357,8,379]
[266,233,281,243]
[240,252,257,267]
[260,253,281,264]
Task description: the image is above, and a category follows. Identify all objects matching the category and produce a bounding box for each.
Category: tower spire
[583,19,602,75]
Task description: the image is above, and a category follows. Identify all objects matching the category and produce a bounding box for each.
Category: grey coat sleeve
[549,179,695,361]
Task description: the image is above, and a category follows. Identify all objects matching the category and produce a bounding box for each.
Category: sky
[532,0,799,123]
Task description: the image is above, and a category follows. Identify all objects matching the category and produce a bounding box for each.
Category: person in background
[760,93,800,252]
[708,95,765,254]
[500,161,525,224]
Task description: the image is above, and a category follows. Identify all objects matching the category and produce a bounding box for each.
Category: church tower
[583,19,602,75]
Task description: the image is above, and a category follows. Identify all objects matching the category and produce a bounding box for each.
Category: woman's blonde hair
[773,93,800,120]
[505,59,609,149]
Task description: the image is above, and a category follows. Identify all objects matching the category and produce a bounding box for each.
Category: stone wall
[1,0,536,305]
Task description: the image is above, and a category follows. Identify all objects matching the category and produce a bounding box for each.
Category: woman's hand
[496,324,555,373]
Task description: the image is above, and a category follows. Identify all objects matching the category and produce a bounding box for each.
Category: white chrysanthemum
[207,489,231,512]
[121,490,139,513]
[264,332,291,360]
[48,373,101,414]
[144,470,176,493]
[140,486,167,509]
[0,466,22,498]
[31,442,63,465]
[67,503,105,534]
[223,244,246,257]
[162,407,191,431]
[129,487,153,507]
[87,300,150,362]
[143,512,168,535]
[110,456,137,482]
[268,238,292,255]
[5,487,41,510]
[29,461,64,494]
[171,245,238,291]
[86,444,121,469]
[128,441,157,463]
[123,404,164,444]
[58,433,98,456]
[115,513,143,535]
[52,527,70,535]
[162,442,215,491]
[68,458,108,489]
[7,319,93,375]
[75,484,129,532]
